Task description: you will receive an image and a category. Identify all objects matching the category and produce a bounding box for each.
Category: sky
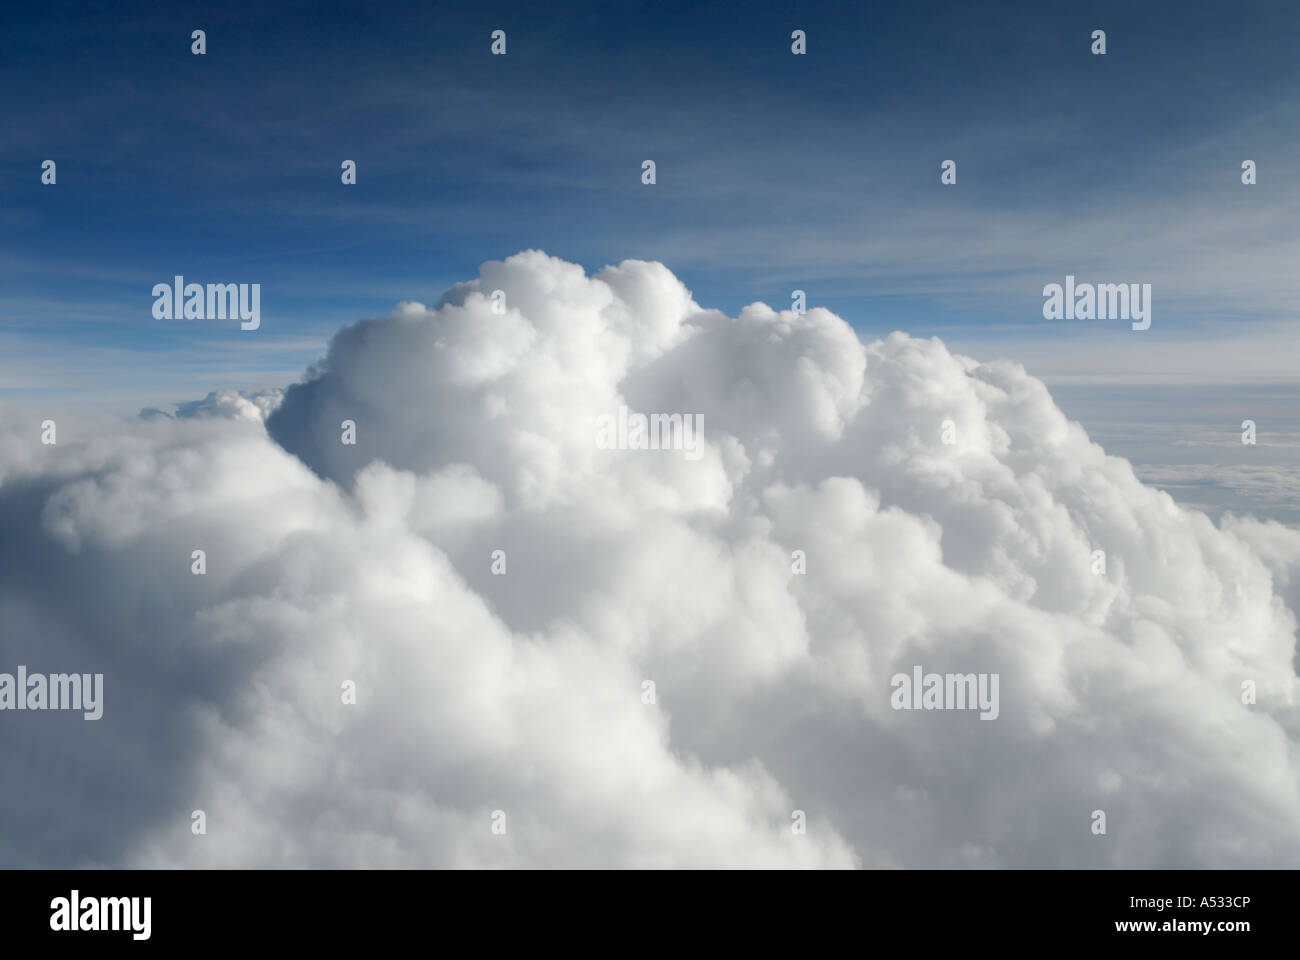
[3,0,1299,396]
[5,0,1298,524]
[2,1,1300,869]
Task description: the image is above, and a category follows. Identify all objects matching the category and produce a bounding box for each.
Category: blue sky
[2,0,1298,412]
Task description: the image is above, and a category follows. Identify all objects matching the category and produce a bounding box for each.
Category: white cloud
[2,250,1298,867]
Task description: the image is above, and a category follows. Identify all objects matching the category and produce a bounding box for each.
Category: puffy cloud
[141,388,285,424]
[2,250,1299,868]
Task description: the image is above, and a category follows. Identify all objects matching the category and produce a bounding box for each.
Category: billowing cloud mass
[3,249,1300,868]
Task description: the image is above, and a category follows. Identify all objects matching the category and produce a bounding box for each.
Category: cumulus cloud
[2,250,1299,868]
[140,387,285,424]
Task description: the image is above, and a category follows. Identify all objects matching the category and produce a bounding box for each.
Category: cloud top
[2,250,1298,868]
